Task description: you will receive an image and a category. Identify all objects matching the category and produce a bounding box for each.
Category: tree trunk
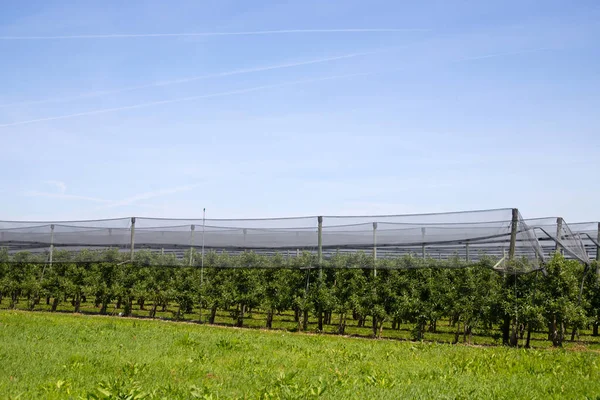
[570,327,577,342]
[100,298,109,315]
[124,299,133,317]
[209,305,217,324]
[454,321,461,344]
[525,323,532,348]
[551,315,563,347]
[46,296,51,305]
[10,292,17,309]
[502,314,511,345]
[294,307,300,323]
[236,304,245,327]
[429,319,437,333]
[74,293,81,313]
[116,297,121,310]
[51,297,59,312]
[510,319,518,347]
[593,323,599,337]
[302,309,309,331]
[317,308,323,332]
[138,298,145,310]
[266,309,274,329]
[338,312,346,335]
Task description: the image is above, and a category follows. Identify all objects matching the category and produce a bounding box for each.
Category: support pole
[555,217,563,254]
[465,242,470,262]
[421,227,426,259]
[49,224,55,265]
[596,222,600,262]
[129,217,136,263]
[317,216,323,278]
[509,209,518,261]
[189,224,195,266]
[373,222,377,277]
[201,208,206,284]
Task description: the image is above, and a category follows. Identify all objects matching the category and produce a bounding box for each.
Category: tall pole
[201,208,206,284]
[189,224,195,266]
[317,216,323,278]
[129,217,136,263]
[596,222,600,263]
[555,217,563,255]
[49,224,55,265]
[509,208,518,261]
[373,222,378,277]
[465,242,470,262]
[421,227,426,259]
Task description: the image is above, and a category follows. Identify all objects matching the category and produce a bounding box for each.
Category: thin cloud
[0,46,550,128]
[0,28,428,40]
[45,180,67,194]
[0,71,378,128]
[25,191,111,203]
[102,184,201,208]
[24,183,200,209]
[0,48,393,109]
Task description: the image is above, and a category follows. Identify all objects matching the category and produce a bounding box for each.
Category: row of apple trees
[0,247,598,347]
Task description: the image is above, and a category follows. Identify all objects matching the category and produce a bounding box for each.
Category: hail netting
[525,218,591,265]
[0,218,131,252]
[0,208,551,271]
[568,222,600,261]
[323,209,543,270]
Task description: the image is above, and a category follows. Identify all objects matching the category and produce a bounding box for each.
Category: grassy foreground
[1,311,599,399]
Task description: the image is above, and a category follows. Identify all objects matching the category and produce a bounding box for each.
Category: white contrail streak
[0,28,428,40]
[0,47,550,128]
[0,71,376,128]
[0,48,391,108]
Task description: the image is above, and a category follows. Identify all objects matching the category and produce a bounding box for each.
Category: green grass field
[1,311,600,399]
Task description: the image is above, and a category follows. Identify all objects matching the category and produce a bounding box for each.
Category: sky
[0,0,599,223]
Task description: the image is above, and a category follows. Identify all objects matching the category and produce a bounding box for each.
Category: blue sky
[0,0,599,222]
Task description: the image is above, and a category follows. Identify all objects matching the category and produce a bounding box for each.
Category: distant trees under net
[1,208,600,347]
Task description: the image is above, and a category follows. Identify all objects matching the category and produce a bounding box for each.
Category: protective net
[0,208,588,271]
[567,222,600,261]
[525,218,591,265]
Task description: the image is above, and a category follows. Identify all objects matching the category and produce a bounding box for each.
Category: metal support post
[373,222,377,276]
[317,216,323,278]
[189,224,195,266]
[555,217,563,254]
[509,209,518,261]
[49,224,55,265]
[129,217,136,263]
[421,227,426,259]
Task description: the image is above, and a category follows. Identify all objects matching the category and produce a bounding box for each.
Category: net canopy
[525,218,592,265]
[1,208,594,271]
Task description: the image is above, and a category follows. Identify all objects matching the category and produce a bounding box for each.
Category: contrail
[0,28,428,40]
[0,47,551,128]
[0,71,378,128]
[0,48,394,108]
